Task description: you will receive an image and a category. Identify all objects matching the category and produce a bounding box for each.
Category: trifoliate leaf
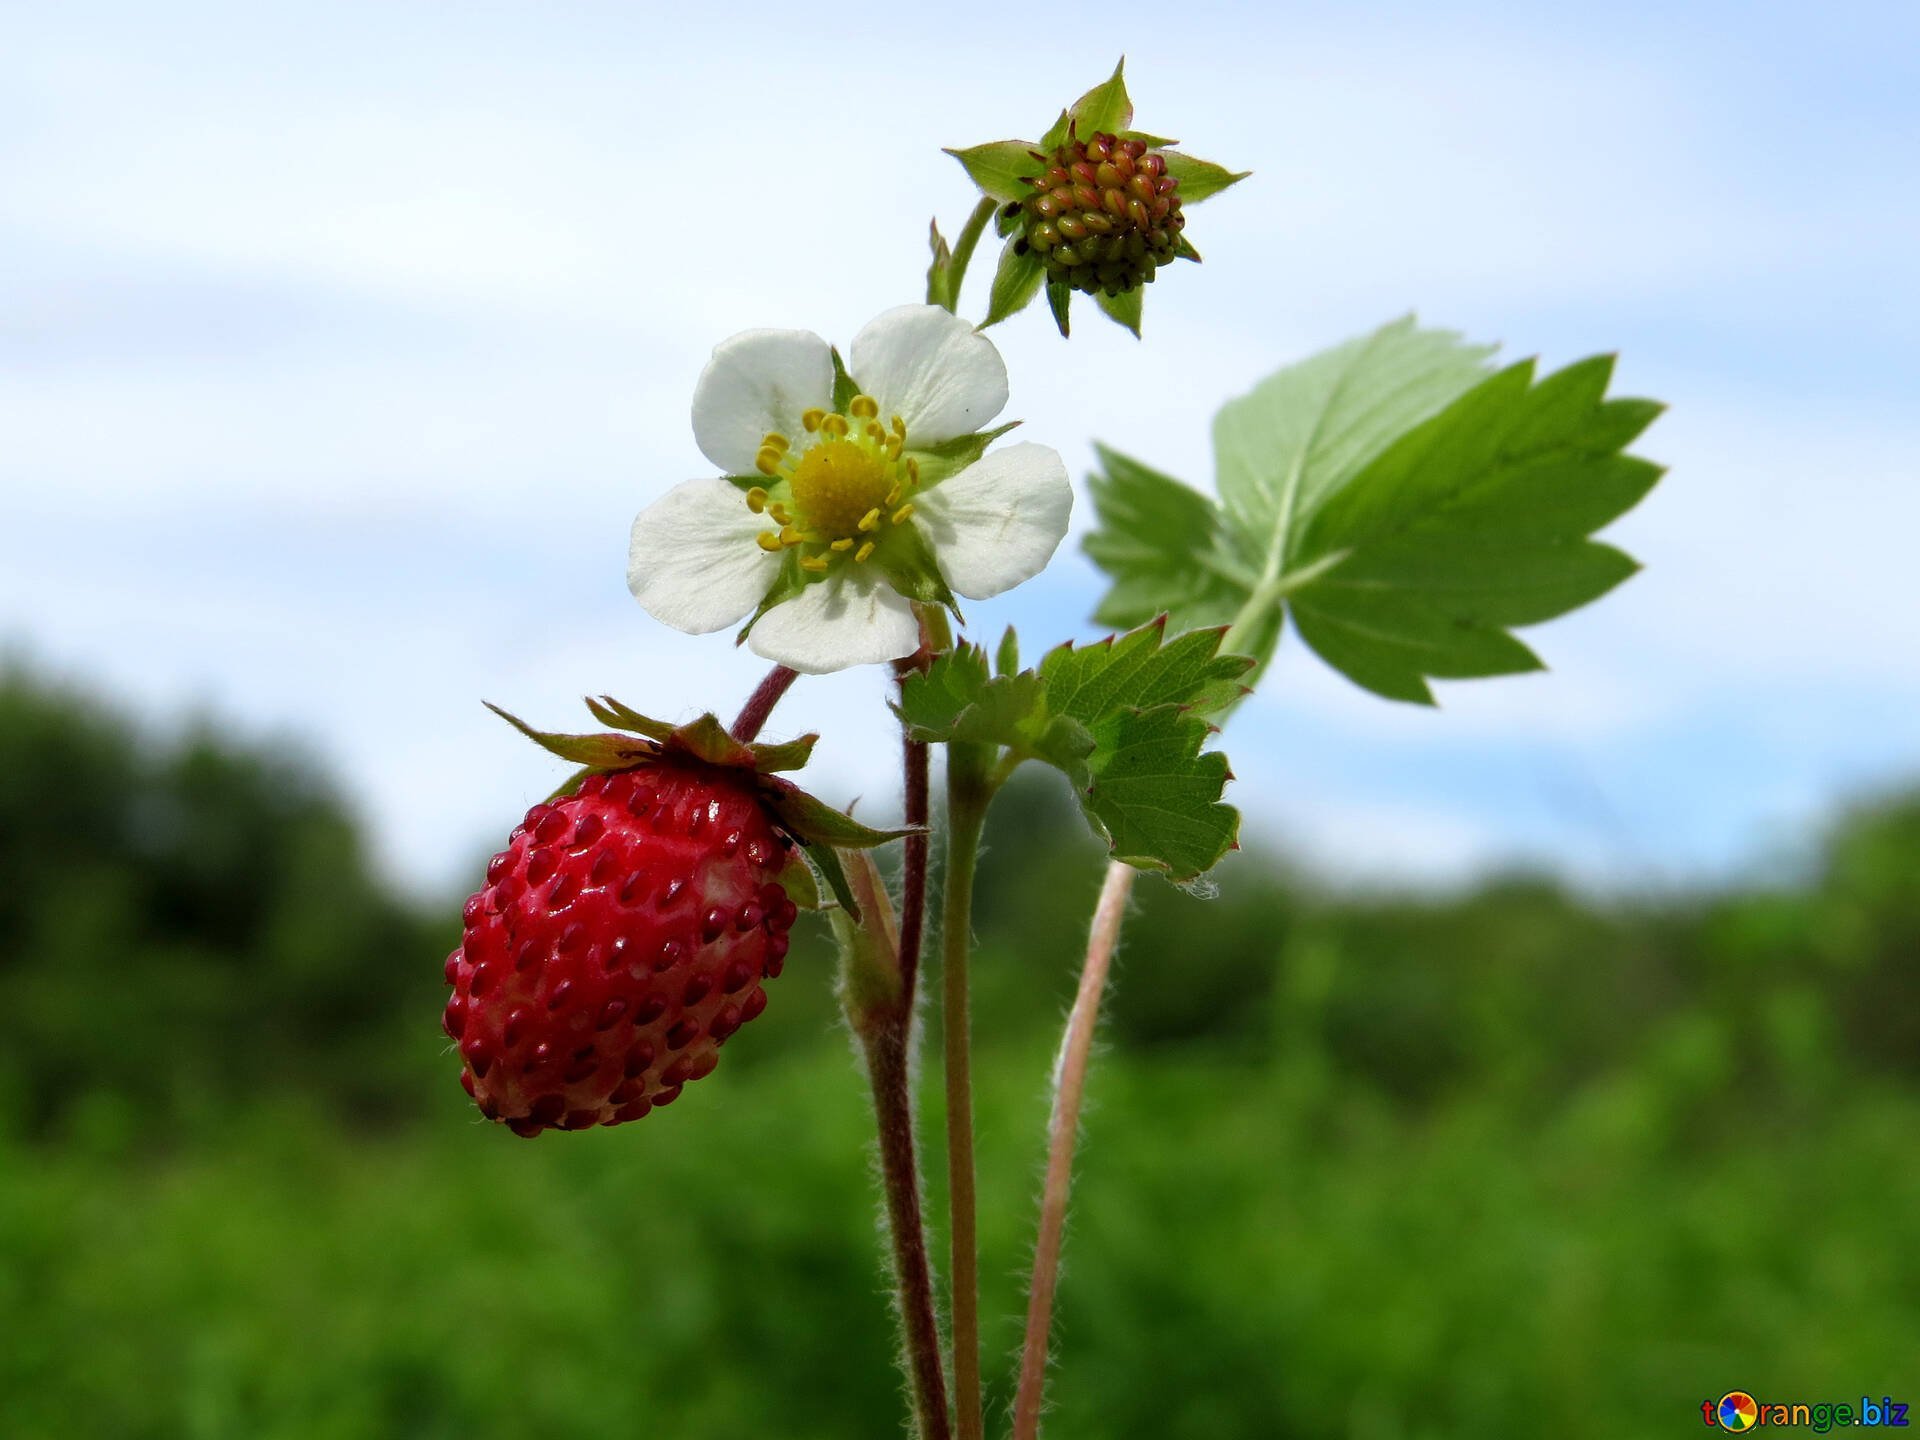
[894,620,1246,879]
[1082,445,1252,633]
[984,241,1046,328]
[1081,316,1666,707]
[1080,703,1238,882]
[1160,151,1251,203]
[945,141,1043,204]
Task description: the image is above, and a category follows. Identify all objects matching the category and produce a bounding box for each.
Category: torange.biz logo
[1702,1392,1909,1431]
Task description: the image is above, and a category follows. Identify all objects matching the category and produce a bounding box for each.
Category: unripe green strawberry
[1017,132,1184,297]
[445,759,799,1137]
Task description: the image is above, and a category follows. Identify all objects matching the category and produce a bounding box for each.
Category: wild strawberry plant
[446,59,1665,1440]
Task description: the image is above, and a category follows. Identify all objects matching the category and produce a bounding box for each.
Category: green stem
[934,197,998,313]
[940,744,994,1440]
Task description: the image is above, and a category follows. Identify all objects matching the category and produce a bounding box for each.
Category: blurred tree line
[2,661,1915,1438]
[4,660,1914,1144]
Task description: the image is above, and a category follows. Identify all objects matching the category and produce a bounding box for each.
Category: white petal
[691,328,834,475]
[914,442,1073,600]
[628,478,780,633]
[849,304,1009,446]
[748,569,921,674]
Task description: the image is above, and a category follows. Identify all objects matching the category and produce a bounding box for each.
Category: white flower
[628,304,1072,674]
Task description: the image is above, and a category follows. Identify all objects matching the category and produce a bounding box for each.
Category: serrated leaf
[1081,445,1253,634]
[1287,353,1664,702]
[945,140,1043,203]
[1160,151,1250,203]
[1069,57,1132,135]
[1039,618,1253,723]
[893,645,1092,776]
[1080,703,1238,881]
[1093,286,1143,337]
[983,241,1045,328]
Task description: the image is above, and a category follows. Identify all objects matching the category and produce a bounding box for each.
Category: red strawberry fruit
[444,700,901,1137]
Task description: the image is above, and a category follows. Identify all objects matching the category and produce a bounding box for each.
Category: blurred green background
[1,660,1915,1439]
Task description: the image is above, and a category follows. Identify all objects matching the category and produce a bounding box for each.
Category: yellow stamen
[830,537,854,552]
[779,525,805,547]
[907,458,920,482]
[854,541,875,563]
[769,502,793,525]
[801,408,826,433]
[849,394,879,420]
[890,415,905,436]
[800,555,830,573]
[755,447,782,476]
[857,508,881,533]
[892,503,916,524]
[761,432,789,454]
[756,531,783,552]
[820,413,849,439]
[745,486,768,513]
[885,482,902,506]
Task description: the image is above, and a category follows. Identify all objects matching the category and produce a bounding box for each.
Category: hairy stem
[863,1018,954,1440]
[940,749,993,1440]
[728,664,799,744]
[898,735,931,1008]
[1011,859,1136,1440]
[933,197,998,313]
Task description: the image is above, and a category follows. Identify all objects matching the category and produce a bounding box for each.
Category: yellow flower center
[743,393,920,575]
[790,440,893,541]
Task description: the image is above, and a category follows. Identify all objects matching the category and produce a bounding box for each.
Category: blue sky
[3,0,1916,894]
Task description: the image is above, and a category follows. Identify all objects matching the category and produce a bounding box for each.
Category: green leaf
[829,346,861,413]
[1039,617,1253,723]
[1081,445,1253,634]
[1079,703,1238,882]
[944,141,1042,203]
[1069,57,1132,135]
[1287,354,1664,702]
[1045,281,1072,337]
[896,622,1248,880]
[1083,316,1665,708]
[983,241,1046,328]
[909,420,1021,484]
[1093,285,1143,338]
[1161,151,1250,203]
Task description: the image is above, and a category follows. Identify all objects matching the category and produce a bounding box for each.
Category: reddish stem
[728,665,799,744]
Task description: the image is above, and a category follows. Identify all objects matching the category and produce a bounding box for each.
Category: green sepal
[583,695,676,741]
[993,200,1024,238]
[1093,286,1143,338]
[909,420,1021,485]
[1118,128,1178,147]
[944,140,1043,203]
[809,844,861,918]
[1173,233,1202,262]
[926,216,954,308]
[995,626,1020,678]
[1160,151,1250,203]
[1038,107,1072,151]
[1068,57,1132,136]
[483,703,655,770]
[736,560,807,644]
[775,850,822,911]
[747,732,819,773]
[983,241,1045,329]
[874,520,961,616]
[1045,281,1072,337]
[830,346,862,412]
[762,781,918,850]
[659,713,760,769]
